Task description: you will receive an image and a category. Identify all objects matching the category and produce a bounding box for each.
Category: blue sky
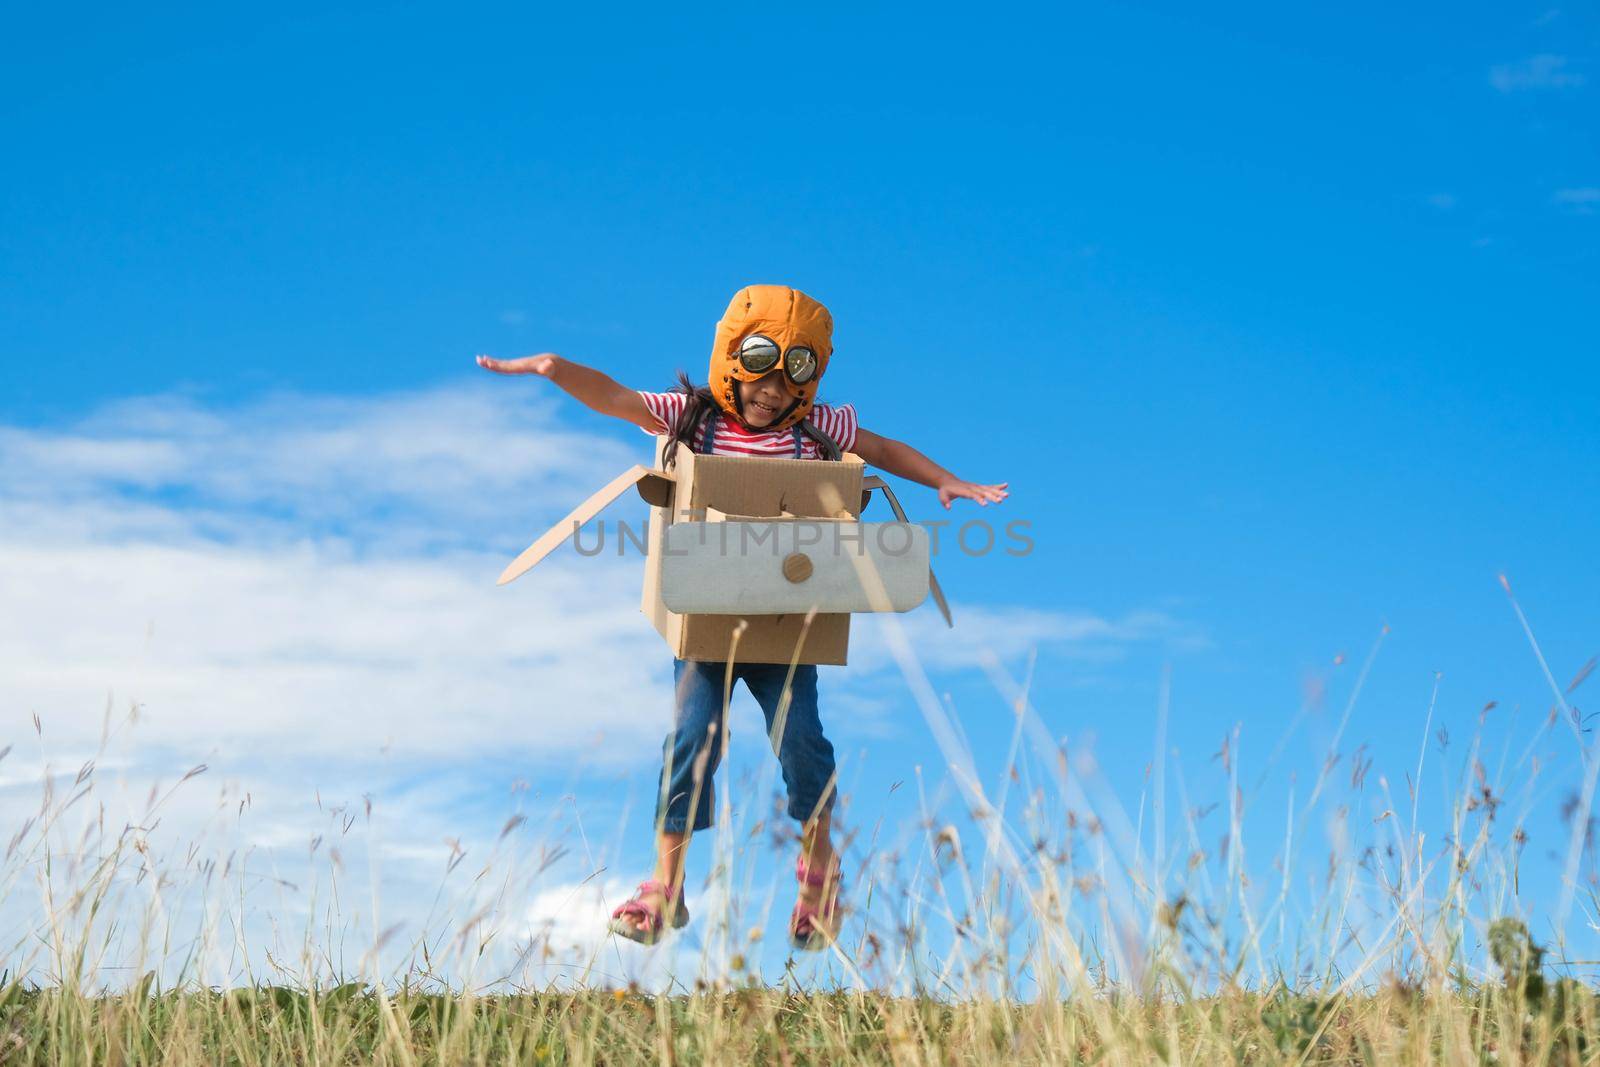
[1,3,1597,987]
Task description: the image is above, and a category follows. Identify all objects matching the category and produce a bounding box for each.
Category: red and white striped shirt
[636,391,859,459]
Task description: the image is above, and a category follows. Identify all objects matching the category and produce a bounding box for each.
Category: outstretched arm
[475,353,658,432]
[853,427,1009,510]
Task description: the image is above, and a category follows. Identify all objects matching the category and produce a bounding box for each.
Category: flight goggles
[737,334,819,385]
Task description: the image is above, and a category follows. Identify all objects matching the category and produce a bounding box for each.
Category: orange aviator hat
[709,285,834,433]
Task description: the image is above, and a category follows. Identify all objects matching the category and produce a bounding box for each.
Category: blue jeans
[656,659,837,834]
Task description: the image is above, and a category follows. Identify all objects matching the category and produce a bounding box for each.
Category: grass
[2,587,1597,1063]
[1,976,1599,1064]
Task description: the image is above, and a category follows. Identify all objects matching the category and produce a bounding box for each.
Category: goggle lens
[785,346,817,384]
[738,335,781,374]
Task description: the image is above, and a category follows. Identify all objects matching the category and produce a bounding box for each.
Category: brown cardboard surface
[641,438,867,665]
[701,507,852,523]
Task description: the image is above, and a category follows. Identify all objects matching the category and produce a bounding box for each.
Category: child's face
[737,372,791,428]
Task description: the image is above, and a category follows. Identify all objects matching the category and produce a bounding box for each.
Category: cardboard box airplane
[497,437,952,665]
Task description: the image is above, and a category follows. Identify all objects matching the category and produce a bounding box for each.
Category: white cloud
[1553,187,1600,213]
[0,385,642,551]
[522,875,677,986]
[847,603,1198,676]
[0,537,667,763]
[0,391,673,768]
[1489,53,1585,92]
[516,875,754,990]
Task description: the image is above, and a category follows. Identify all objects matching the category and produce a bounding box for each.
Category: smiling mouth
[750,399,779,418]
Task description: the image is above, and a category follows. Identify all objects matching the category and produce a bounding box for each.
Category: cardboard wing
[496,464,673,586]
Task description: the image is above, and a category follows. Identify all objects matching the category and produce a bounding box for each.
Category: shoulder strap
[796,418,841,461]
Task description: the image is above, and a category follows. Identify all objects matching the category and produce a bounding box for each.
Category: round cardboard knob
[782,552,813,584]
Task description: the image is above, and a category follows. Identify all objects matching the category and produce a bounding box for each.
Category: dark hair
[661,370,841,467]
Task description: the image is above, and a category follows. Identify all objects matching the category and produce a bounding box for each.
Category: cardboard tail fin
[862,475,954,628]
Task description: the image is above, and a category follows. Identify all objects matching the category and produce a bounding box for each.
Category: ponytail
[661,371,718,470]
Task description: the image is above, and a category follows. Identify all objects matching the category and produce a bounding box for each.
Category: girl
[477,284,1008,949]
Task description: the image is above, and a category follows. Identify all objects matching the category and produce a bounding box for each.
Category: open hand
[938,480,1009,509]
[476,353,560,376]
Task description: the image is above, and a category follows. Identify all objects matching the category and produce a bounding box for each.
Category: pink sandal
[789,855,843,951]
[607,880,690,945]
